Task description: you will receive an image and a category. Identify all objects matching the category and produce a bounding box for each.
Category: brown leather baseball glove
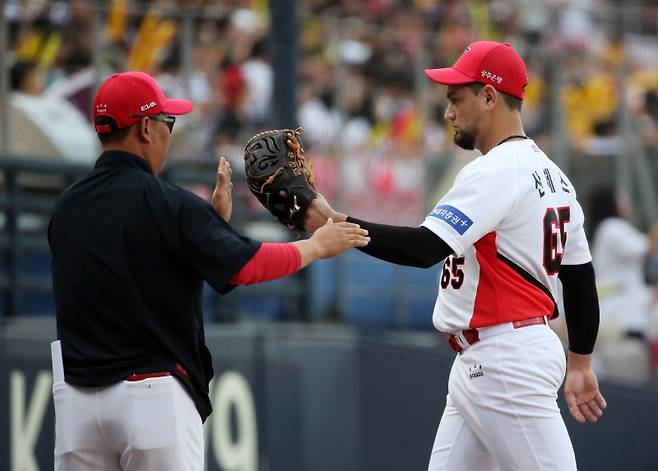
[244,127,317,231]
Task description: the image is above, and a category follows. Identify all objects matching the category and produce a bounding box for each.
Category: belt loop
[456,331,470,350]
[448,335,463,353]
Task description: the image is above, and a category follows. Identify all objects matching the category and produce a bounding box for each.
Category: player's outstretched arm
[303,196,453,268]
[304,195,348,231]
[559,262,607,424]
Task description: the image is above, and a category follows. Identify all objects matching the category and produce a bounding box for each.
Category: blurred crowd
[4,0,658,215]
[4,0,658,380]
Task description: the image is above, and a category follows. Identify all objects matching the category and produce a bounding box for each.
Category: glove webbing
[286,128,315,187]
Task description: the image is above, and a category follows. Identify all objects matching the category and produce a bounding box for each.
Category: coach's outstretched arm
[559,263,607,424]
[227,217,370,286]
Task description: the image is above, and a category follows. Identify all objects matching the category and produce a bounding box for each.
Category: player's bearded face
[445,85,480,151]
[453,125,478,150]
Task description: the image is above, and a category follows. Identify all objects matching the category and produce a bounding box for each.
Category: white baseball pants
[52,345,203,471]
[427,323,578,471]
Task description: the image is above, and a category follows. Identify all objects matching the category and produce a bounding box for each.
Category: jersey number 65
[543,206,570,275]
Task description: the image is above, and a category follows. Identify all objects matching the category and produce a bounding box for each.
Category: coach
[48,71,368,471]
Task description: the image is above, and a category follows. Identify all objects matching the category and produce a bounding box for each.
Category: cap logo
[96,103,107,113]
[140,101,157,112]
[480,69,503,85]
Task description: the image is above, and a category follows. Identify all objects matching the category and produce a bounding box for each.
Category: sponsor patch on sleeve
[428,205,473,235]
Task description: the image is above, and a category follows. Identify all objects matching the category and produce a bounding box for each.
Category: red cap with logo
[93,71,193,134]
[424,41,528,100]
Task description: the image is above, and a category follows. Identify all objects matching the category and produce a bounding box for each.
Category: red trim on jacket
[230,243,302,285]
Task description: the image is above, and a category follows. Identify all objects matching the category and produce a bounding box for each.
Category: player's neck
[477,116,526,155]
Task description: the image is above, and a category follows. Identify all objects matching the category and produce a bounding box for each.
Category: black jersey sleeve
[558,262,600,354]
[346,216,453,268]
[177,191,261,293]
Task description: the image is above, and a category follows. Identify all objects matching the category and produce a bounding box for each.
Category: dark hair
[64,49,92,74]
[161,48,181,72]
[645,89,658,120]
[467,82,522,111]
[95,116,133,144]
[250,37,269,59]
[588,185,619,237]
[10,61,37,91]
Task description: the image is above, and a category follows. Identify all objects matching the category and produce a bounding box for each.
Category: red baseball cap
[424,41,528,100]
[93,71,193,134]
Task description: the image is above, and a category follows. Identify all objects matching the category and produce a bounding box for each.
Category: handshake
[212,127,369,259]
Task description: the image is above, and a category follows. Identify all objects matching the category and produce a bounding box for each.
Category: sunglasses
[130,114,176,133]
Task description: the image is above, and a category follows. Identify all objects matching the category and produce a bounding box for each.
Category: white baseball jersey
[422,139,591,333]
[592,217,652,332]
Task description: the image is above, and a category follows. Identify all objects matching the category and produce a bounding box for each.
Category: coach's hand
[295,219,369,268]
[564,352,607,424]
[211,156,233,222]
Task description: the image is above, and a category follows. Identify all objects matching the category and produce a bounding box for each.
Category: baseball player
[305,41,605,470]
[589,186,658,379]
[48,71,369,471]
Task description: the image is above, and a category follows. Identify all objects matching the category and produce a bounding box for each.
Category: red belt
[126,371,170,381]
[447,316,547,354]
[126,363,190,381]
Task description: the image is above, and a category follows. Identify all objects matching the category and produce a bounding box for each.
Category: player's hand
[564,352,607,424]
[308,218,369,259]
[304,194,347,233]
[211,156,233,222]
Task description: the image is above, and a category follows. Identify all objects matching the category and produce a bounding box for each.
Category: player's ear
[482,85,497,108]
